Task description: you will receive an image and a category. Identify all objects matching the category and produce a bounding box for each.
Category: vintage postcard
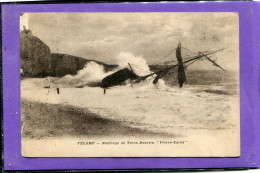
[20,12,240,157]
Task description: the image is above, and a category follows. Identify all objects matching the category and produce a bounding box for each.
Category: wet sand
[21,99,174,139]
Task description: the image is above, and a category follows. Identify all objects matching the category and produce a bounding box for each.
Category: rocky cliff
[50,53,117,77]
[20,29,52,77]
[20,29,117,77]
[50,53,89,77]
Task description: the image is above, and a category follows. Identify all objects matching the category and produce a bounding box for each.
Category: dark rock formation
[20,29,117,78]
[50,53,117,77]
[20,29,52,77]
[50,53,89,77]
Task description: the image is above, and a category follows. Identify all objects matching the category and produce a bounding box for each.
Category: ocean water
[21,68,239,136]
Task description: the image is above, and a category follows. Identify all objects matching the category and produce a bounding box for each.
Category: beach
[21,75,240,157]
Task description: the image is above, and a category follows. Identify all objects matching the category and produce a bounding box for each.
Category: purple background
[2,2,260,170]
[252,1,260,167]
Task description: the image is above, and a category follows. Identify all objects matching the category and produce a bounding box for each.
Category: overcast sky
[22,12,239,70]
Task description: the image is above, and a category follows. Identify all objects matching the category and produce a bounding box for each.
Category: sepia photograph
[20,12,240,157]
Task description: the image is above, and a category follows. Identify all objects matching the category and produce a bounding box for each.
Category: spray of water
[52,52,168,89]
[114,52,151,76]
[52,61,114,88]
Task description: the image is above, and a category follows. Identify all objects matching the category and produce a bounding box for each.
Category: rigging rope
[150,48,176,66]
[130,64,151,73]
[182,47,197,54]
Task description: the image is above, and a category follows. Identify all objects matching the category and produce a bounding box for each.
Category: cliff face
[50,53,90,77]
[20,29,52,77]
[50,54,118,77]
[20,29,117,78]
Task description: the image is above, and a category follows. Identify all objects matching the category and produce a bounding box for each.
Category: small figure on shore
[43,78,51,88]
[57,88,60,94]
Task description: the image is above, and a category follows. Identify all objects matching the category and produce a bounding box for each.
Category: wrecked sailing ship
[100,42,226,94]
